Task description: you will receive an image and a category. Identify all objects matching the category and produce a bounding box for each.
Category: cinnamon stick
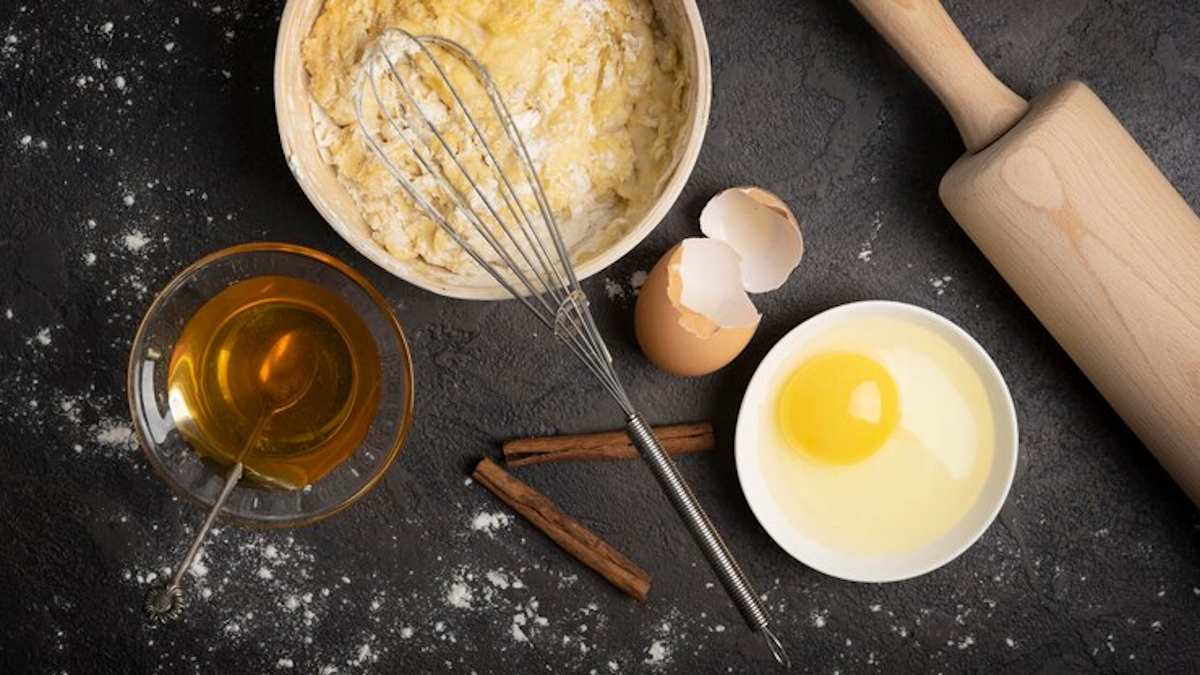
[471,457,651,599]
[503,422,714,468]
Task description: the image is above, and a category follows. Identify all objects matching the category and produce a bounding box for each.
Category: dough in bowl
[303,0,688,280]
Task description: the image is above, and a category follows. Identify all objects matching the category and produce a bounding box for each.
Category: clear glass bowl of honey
[128,243,413,528]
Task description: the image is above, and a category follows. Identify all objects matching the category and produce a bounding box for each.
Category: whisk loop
[355,28,787,666]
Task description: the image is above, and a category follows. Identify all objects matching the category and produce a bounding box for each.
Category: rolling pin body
[942,81,1200,503]
[850,0,1200,503]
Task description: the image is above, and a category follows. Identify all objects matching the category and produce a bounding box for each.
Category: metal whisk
[355,29,788,666]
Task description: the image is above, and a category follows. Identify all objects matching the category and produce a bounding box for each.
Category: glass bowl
[127,243,414,528]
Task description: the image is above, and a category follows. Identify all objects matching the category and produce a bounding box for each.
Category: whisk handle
[625,414,787,665]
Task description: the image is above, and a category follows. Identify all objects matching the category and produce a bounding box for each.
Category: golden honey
[167,276,380,488]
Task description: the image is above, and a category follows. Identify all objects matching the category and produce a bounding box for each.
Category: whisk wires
[353,29,631,412]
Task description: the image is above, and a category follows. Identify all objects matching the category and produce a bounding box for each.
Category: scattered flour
[470,511,513,535]
[857,210,884,262]
[486,570,512,590]
[509,597,549,644]
[643,640,670,667]
[629,270,648,295]
[811,609,828,628]
[115,521,692,672]
[94,419,135,449]
[510,620,528,643]
[445,582,473,609]
[640,617,677,669]
[601,270,648,300]
[58,396,79,417]
[123,229,149,251]
[351,643,378,666]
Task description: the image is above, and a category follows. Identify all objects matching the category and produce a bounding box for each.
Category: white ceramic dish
[735,301,1018,582]
[273,0,712,300]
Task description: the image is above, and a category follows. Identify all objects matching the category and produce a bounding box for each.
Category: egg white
[757,316,995,557]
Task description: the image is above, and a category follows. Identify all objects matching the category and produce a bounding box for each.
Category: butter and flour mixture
[303,0,687,278]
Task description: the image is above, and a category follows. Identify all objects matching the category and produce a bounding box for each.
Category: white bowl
[735,301,1018,583]
[273,0,712,300]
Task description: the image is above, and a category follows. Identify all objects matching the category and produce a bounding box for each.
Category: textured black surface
[1,0,1198,673]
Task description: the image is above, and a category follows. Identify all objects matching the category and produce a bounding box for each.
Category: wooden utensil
[848,0,1200,504]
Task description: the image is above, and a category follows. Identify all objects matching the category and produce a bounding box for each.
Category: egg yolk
[778,352,900,464]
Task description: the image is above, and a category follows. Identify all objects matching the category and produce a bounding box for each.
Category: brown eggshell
[634,243,760,377]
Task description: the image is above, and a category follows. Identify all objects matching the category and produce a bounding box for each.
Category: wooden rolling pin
[848,0,1200,504]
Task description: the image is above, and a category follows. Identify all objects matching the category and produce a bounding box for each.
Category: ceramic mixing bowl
[273,0,712,300]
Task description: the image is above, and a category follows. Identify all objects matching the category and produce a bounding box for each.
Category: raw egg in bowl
[735,301,1017,582]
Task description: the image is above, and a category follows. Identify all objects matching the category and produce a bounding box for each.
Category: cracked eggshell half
[635,187,802,377]
[635,239,761,377]
[700,187,803,292]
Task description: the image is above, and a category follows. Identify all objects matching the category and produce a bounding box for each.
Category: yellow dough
[303,0,687,276]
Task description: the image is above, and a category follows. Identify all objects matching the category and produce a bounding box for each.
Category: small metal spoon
[145,328,319,623]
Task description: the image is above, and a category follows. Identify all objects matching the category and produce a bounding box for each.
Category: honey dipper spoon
[145,328,319,623]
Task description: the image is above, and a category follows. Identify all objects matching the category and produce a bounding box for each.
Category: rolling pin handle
[847,0,1028,152]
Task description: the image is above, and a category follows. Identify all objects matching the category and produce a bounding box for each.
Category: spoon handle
[144,461,243,623]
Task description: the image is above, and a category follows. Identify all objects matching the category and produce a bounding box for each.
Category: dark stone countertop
[1,0,1197,672]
